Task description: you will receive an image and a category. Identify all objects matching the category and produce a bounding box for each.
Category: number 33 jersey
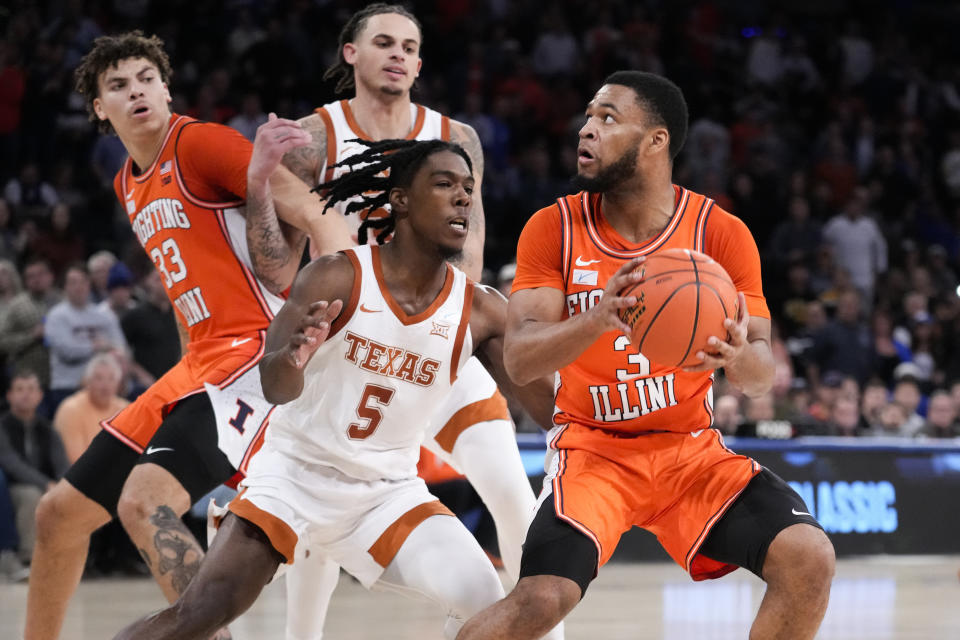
[265,244,475,481]
[113,114,284,346]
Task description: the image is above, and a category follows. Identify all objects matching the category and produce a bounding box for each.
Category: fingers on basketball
[616,248,738,368]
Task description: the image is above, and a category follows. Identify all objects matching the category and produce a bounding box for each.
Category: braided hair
[323,3,423,95]
[312,138,473,245]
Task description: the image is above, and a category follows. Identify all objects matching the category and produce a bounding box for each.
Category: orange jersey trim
[449,280,474,385]
[368,500,453,567]
[340,99,426,141]
[314,106,338,185]
[330,250,363,338]
[552,449,603,565]
[441,115,451,141]
[124,116,186,186]
[230,490,299,564]
[371,244,455,326]
[433,389,509,453]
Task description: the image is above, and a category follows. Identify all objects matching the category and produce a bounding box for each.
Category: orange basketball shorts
[547,424,760,580]
[102,333,265,452]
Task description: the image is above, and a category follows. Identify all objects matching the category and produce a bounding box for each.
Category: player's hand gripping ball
[617,248,738,368]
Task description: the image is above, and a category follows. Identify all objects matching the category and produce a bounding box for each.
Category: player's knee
[35,485,95,542]
[509,577,578,630]
[34,490,64,542]
[447,564,505,618]
[799,530,835,595]
[765,524,835,597]
[116,488,155,530]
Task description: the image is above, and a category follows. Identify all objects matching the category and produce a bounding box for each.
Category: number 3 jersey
[113,114,284,346]
[265,244,475,481]
[512,187,771,438]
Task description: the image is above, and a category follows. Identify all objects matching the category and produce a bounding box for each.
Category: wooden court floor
[3,555,958,639]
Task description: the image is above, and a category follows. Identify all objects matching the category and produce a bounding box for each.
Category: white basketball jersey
[314,99,450,237]
[265,244,475,481]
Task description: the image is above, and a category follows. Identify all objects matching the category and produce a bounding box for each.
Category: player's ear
[92,97,107,122]
[162,82,172,104]
[343,42,358,65]
[648,127,670,156]
[388,187,408,217]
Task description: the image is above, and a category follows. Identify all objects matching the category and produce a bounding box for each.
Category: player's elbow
[504,350,537,386]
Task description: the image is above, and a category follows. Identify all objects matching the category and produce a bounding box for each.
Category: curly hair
[74,30,173,134]
[313,138,472,245]
[323,3,422,95]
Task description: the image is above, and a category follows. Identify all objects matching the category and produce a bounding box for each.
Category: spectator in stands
[53,353,128,464]
[0,258,60,389]
[44,263,126,412]
[119,270,180,383]
[767,196,822,276]
[86,250,117,304]
[822,186,888,304]
[915,390,960,439]
[808,371,844,423]
[809,290,874,384]
[891,375,926,437]
[869,402,910,437]
[226,92,267,142]
[860,379,889,431]
[0,199,18,261]
[828,397,861,437]
[871,310,906,385]
[839,20,874,87]
[3,162,58,217]
[0,258,21,320]
[712,395,743,436]
[0,469,30,581]
[531,11,580,78]
[745,393,776,423]
[89,133,127,191]
[0,370,67,566]
[29,202,85,279]
[98,261,136,322]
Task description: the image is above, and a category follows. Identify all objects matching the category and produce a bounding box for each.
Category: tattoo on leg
[149,505,202,595]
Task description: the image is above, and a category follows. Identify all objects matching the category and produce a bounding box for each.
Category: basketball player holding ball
[457,72,835,640]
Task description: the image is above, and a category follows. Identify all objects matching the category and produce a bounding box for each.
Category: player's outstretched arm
[279,113,354,257]
[470,285,555,429]
[448,120,485,281]
[246,113,313,294]
[259,254,352,404]
[504,258,645,385]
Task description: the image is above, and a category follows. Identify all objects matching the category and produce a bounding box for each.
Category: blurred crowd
[3,0,960,578]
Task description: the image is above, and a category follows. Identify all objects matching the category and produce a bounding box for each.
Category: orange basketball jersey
[113,115,284,347]
[512,187,769,438]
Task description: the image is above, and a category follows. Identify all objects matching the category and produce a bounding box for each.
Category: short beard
[379,84,405,97]
[438,245,463,262]
[571,146,639,193]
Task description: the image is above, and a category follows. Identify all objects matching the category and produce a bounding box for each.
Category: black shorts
[64,393,236,516]
[699,466,823,579]
[519,497,600,599]
[519,467,822,594]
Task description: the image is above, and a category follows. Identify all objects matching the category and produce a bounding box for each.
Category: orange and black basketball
[618,248,738,368]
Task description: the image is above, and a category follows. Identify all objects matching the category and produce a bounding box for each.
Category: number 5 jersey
[263,244,476,482]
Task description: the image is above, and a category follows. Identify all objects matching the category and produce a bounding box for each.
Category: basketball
[618,248,738,368]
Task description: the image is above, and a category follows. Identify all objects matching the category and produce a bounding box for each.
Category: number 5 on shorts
[347,383,396,440]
